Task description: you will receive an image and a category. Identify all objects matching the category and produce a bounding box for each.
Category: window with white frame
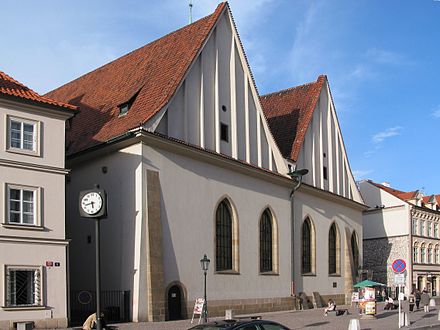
[428,222,432,237]
[413,243,419,263]
[435,245,439,264]
[6,185,38,225]
[420,220,425,236]
[435,223,439,238]
[7,116,38,153]
[5,266,42,307]
[412,219,418,235]
[421,243,426,263]
[428,244,433,263]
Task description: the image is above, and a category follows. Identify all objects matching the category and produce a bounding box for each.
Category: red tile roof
[369,181,420,202]
[45,2,227,156]
[0,70,76,111]
[259,75,326,161]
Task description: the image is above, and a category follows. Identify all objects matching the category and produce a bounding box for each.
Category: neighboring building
[360,180,440,296]
[0,71,76,328]
[45,2,364,323]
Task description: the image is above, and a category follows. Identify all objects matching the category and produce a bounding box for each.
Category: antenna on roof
[189,0,193,24]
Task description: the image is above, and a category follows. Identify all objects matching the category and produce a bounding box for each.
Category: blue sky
[2,0,439,195]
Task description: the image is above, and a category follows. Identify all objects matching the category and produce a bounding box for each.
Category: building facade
[0,71,75,328]
[360,180,440,296]
[45,2,365,322]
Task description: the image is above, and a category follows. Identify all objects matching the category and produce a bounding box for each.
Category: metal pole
[96,219,102,330]
[398,283,401,328]
[203,269,207,323]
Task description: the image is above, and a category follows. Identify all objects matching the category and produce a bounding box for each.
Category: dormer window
[118,89,140,117]
[119,103,129,117]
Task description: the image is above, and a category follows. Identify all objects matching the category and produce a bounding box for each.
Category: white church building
[45,2,365,323]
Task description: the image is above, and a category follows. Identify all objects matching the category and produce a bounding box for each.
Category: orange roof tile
[369,181,419,202]
[45,2,227,156]
[259,75,326,161]
[0,70,76,111]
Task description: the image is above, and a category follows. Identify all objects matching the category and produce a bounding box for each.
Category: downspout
[288,168,309,303]
[409,205,414,294]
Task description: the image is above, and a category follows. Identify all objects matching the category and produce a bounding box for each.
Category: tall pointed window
[351,231,359,272]
[329,223,340,275]
[421,243,426,263]
[435,245,439,264]
[215,199,237,272]
[413,243,419,263]
[302,218,315,274]
[260,209,272,273]
[428,244,433,263]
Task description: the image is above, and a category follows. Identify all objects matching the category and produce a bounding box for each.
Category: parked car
[188,318,290,329]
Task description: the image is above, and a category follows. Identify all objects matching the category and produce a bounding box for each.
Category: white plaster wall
[293,190,363,295]
[142,143,291,300]
[362,207,409,239]
[0,101,67,168]
[0,167,66,239]
[359,180,405,208]
[0,241,68,322]
[65,144,143,293]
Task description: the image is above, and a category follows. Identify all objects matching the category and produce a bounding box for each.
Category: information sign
[394,273,406,285]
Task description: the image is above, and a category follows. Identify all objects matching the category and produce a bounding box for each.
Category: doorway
[167,285,183,320]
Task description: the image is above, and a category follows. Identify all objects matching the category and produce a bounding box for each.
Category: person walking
[415,289,421,310]
[421,289,430,313]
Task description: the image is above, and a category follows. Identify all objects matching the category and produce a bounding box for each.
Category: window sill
[6,148,40,158]
[302,272,316,277]
[215,270,240,275]
[259,271,279,276]
[329,273,341,277]
[2,305,46,311]
[2,223,44,231]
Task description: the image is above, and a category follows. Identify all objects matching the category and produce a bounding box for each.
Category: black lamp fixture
[200,254,210,323]
[288,168,309,193]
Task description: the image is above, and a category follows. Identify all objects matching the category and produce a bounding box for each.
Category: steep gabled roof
[369,181,419,202]
[259,75,326,161]
[45,2,226,155]
[0,70,76,111]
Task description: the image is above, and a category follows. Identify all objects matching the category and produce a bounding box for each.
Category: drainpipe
[287,168,309,302]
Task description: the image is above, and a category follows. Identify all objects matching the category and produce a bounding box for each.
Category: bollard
[438,309,440,321]
[348,318,360,330]
[404,312,409,326]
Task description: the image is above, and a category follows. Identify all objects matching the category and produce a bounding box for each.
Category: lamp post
[200,254,210,323]
[287,168,308,297]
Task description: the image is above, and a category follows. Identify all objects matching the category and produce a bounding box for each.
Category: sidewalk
[69,303,440,330]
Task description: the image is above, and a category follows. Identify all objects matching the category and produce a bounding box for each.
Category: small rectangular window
[323,166,328,180]
[6,184,39,226]
[5,266,42,307]
[7,116,38,153]
[220,123,229,142]
[119,103,129,116]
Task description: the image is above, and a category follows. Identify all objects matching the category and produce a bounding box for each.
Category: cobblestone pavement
[68,303,440,330]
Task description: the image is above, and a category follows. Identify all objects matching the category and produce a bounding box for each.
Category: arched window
[421,243,426,263]
[435,245,439,264]
[413,243,419,263]
[428,244,433,263]
[260,209,273,273]
[216,199,233,271]
[302,218,315,274]
[351,231,359,271]
[329,223,340,275]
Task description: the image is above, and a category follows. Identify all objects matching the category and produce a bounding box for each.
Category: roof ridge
[46,2,226,96]
[260,75,326,99]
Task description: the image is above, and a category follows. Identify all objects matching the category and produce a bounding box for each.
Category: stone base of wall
[0,318,67,329]
[186,297,296,319]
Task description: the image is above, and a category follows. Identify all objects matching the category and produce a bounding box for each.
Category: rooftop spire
[189,0,193,24]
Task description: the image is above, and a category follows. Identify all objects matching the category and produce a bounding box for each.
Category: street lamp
[287,168,308,297]
[200,254,210,323]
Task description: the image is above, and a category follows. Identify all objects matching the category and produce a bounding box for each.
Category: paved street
[68,303,440,330]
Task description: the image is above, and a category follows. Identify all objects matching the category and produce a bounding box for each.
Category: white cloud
[352,169,373,180]
[432,107,440,118]
[364,48,409,66]
[372,126,403,144]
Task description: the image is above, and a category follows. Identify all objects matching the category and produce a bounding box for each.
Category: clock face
[80,192,103,215]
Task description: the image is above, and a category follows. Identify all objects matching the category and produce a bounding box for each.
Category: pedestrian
[324,299,336,316]
[421,289,430,313]
[415,289,421,310]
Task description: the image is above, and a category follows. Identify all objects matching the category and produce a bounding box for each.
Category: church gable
[151,6,287,174]
[261,76,363,203]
